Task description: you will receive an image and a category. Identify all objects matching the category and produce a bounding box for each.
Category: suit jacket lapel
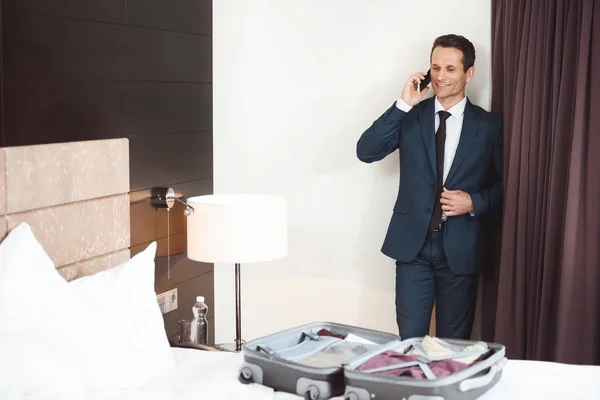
[445,99,481,185]
[418,98,437,180]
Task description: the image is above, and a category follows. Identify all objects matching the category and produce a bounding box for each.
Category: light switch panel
[157,288,178,314]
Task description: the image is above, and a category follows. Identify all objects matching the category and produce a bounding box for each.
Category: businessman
[357,34,503,340]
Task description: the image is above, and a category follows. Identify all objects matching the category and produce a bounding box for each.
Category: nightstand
[175,342,235,352]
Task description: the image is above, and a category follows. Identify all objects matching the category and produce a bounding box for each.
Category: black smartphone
[419,69,431,91]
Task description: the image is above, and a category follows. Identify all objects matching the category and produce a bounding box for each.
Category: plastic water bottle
[191,296,209,345]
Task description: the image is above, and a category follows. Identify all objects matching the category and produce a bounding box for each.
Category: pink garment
[356,350,471,379]
[316,328,345,339]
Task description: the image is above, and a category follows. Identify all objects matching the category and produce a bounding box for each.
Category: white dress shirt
[395,96,467,184]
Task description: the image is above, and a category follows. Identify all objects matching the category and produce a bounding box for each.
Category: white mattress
[481,359,600,399]
[34,348,600,400]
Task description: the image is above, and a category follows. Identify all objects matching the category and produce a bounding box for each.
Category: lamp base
[214,340,246,352]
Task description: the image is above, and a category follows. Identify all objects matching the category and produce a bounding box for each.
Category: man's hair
[430,34,476,72]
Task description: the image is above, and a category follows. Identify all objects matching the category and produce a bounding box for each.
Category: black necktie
[430,110,451,230]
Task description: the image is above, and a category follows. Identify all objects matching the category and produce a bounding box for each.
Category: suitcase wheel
[238,367,253,384]
[343,387,370,400]
[304,385,320,400]
[344,393,359,400]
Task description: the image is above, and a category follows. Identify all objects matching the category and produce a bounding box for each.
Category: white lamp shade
[186,194,287,263]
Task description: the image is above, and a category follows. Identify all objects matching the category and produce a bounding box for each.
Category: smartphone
[419,69,431,91]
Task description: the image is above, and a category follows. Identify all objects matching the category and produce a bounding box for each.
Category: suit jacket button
[426,208,431,213]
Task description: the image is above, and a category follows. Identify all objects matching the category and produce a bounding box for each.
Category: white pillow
[70,241,175,380]
[0,223,174,398]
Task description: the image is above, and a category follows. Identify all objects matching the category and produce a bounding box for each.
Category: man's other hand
[440,188,474,217]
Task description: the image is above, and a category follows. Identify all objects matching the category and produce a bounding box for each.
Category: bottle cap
[196,296,205,303]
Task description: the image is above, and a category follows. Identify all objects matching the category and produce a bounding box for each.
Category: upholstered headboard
[0,139,131,281]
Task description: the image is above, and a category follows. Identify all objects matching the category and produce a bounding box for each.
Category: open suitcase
[343,337,507,400]
[239,322,506,400]
[238,321,399,399]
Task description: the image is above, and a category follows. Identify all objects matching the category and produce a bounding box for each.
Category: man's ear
[466,66,475,83]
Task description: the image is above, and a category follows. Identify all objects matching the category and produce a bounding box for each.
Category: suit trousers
[395,230,478,340]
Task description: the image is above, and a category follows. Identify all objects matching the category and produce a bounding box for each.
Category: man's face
[430,46,474,101]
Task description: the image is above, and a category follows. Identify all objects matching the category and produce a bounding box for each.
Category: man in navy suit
[357,34,503,340]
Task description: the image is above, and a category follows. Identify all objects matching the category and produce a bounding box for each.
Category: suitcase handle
[459,357,507,392]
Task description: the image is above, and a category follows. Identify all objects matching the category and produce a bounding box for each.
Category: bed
[121,350,600,400]
[13,347,592,400]
[1,139,599,400]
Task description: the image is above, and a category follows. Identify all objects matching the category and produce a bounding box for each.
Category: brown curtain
[488,0,600,364]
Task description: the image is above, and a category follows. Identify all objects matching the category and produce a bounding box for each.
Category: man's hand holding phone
[401,70,430,106]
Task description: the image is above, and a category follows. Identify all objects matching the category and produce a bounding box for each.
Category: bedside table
[176,342,236,352]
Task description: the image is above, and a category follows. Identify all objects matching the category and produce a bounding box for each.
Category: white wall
[213,0,491,343]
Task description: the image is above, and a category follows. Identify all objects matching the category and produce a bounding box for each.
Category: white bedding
[65,348,598,400]
[6,225,597,399]
[6,347,599,399]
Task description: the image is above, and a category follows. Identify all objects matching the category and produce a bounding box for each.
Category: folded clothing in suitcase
[343,336,507,400]
[239,322,399,399]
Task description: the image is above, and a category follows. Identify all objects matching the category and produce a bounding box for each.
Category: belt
[431,220,446,232]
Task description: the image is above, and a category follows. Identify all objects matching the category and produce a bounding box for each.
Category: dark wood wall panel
[4,81,125,146]
[128,0,212,35]
[128,27,212,82]
[3,15,126,81]
[130,178,213,324]
[1,9,127,146]
[0,0,214,344]
[129,131,213,191]
[126,83,212,135]
[125,1,214,344]
[7,0,126,23]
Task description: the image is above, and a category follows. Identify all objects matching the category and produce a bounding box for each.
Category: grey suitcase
[343,337,507,400]
[238,321,399,399]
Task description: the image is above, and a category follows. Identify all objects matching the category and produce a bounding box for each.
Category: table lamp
[185,194,288,351]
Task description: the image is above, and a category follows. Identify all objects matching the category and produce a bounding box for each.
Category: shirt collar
[434,96,467,118]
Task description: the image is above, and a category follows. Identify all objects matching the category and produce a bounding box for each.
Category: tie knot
[438,110,451,122]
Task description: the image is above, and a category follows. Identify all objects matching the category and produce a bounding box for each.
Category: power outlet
[157,288,178,314]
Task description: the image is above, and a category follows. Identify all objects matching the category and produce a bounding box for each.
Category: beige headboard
[0,139,131,281]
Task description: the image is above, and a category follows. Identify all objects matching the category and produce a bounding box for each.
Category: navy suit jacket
[357,97,503,275]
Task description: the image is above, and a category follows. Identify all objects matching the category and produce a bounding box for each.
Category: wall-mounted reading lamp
[150,186,195,216]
